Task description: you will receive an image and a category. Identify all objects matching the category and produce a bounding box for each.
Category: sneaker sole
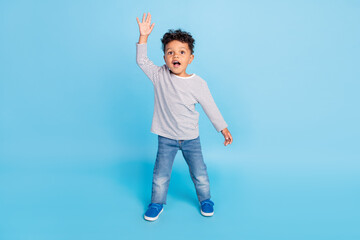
[144,208,163,221]
[200,210,214,217]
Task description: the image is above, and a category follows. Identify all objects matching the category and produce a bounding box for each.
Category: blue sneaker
[200,199,214,217]
[144,203,163,221]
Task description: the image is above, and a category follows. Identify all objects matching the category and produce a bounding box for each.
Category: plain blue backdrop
[0,0,359,239]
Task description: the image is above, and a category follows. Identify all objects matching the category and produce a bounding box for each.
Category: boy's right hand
[136,13,155,37]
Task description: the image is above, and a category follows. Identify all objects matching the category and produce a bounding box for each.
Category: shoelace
[148,203,162,211]
[201,200,214,207]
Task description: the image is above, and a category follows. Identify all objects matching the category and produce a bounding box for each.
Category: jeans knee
[193,174,209,185]
[153,175,170,186]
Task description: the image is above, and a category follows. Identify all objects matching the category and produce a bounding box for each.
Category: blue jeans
[151,135,211,204]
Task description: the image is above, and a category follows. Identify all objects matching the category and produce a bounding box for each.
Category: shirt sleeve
[136,43,162,85]
[198,80,228,132]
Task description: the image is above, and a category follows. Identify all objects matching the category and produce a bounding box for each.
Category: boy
[136,13,233,221]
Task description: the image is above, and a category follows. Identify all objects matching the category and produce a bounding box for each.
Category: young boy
[136,13,233,221]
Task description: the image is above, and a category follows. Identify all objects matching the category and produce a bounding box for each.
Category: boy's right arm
[136,13,160,84]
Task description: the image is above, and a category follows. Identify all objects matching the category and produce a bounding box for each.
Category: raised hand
[221,128,233,146]
[136,13,155,36]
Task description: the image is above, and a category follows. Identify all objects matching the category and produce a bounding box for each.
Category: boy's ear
[188,54,194,64]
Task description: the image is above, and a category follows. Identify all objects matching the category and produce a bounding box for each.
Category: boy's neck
[170,70,192,78]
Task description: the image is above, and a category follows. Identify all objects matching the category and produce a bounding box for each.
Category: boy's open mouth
[172,61,181,68]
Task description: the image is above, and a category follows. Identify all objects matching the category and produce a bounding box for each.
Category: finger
[150,23,155,31]
[136,17,140,25]
[225,136,231,145]
[148,13,151,23]
[142,13,146,22]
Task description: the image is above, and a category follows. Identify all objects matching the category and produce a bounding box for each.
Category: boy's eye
[167,51,173,55]
[181,51,185,54]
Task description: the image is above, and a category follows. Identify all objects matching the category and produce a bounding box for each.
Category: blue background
[1,0,359,239]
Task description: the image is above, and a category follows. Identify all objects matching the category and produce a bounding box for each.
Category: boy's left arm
[198,81,233,146]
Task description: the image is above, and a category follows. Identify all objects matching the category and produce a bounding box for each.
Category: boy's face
[163,40,194,77]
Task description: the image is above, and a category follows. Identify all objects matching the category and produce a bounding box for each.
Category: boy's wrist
[138,35,149,44]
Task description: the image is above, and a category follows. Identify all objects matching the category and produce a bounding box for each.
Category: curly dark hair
[161,29,195,54]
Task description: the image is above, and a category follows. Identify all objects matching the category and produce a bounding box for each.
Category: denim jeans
[151,135,211,204]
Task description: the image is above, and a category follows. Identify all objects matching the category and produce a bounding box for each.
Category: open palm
[136,13,155,36]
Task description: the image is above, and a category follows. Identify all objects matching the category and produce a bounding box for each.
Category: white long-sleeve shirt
[136,43,227,140]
